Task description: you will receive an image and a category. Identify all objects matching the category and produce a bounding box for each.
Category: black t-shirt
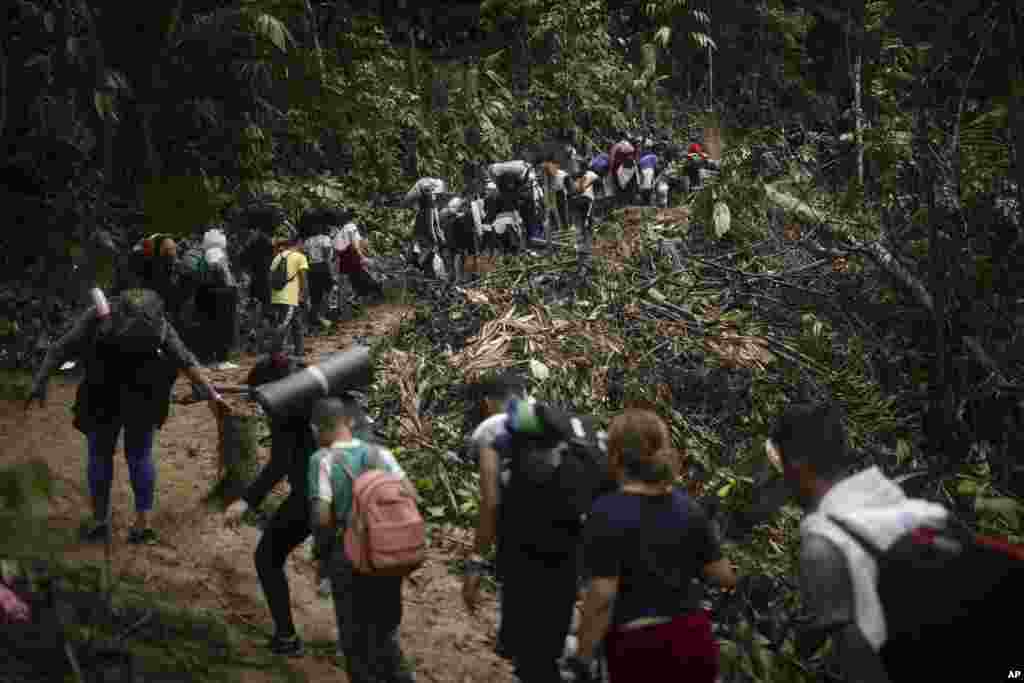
[583,488,723,626]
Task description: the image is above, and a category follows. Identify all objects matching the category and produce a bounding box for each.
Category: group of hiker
[21,261,1024,683]
[404,136,721,283]
[18,128,1023,683]
[94,206,382,368]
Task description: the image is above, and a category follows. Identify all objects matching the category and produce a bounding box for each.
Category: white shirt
[580,171,600,200]
[333,222,362,253]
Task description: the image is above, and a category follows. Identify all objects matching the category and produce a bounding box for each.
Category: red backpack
[342,451,426,577]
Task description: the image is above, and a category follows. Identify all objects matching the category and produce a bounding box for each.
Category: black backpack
[101,289,168,355]
[827,514,1024,682]
[499,402,610,553]
[269,250,297,291]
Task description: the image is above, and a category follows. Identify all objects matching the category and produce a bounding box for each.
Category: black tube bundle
[253,346,373,419]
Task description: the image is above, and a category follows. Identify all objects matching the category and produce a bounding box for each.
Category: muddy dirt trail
[1,302,516,683]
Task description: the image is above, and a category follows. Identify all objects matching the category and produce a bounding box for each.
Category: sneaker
[127,527,158,545]
[80,520,111,543]
[268,633,304,657]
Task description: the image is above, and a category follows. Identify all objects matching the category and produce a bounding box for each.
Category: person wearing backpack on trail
[309,397,419,683]
[682,143,721,194]
[769,403,939,683]
[193,228,240,370]
[462,375,613,683]
[572,167,601,274]
[240,223,276,319]
[488,160,542,250]
[26,285,229,545]
[129,234,181,322]
[541,158,570,236]
[268,228,309,357]
[334,209,384,302]
[301,211,336,330]
[221,337,320,657]
[308,389,378,599]
[570,410,737,683]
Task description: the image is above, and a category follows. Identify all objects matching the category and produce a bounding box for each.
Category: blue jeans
[87,423,156,521]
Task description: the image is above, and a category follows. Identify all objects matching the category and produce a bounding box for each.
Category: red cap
[688,143,703,155]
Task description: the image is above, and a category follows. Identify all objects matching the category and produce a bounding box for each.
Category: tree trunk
[914,102,953,465]
[77,1,113,187]
[303,0,326,84]
[0,28,7,139]
[510,10,530,149]
[401,26,419,179]
[1010,6,1024,239]
[140,0,185,183]
[848,6,865,188]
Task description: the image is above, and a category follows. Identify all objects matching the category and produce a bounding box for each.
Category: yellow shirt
[270,250,309,306]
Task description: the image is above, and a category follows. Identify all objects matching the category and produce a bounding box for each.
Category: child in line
[308,397,417,683]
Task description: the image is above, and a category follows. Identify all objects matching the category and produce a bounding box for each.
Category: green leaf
[529,359,550,381]
[975,497,1023,531]
[426,506,445,518]
[956,477,980,497]
[713,201,731,237]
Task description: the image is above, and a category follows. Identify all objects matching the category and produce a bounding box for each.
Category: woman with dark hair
[570,409,737,683]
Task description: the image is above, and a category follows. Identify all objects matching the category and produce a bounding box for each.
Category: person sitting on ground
[571,409,737,683]
[334,209,383,302]
[308,397,417,683]
[769,403,948,683]
[27,285,228,545]
[268,226,309,357]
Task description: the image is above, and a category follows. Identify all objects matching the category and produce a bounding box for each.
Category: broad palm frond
[176,8,294,54]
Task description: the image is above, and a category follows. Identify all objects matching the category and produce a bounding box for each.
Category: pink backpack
[342,455,426,577]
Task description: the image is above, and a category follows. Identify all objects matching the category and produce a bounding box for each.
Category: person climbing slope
[309,397,419,683]
[222,339,315,657]
[570,410,737,683]
[27,284,228,545]
[268,226,309,358]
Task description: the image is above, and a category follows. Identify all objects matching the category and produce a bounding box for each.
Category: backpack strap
[826,514,885,560]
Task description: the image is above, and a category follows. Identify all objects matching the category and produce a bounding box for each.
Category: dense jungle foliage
[2,0,1024,681]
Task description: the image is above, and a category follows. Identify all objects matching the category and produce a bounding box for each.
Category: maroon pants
[605,610,719,683]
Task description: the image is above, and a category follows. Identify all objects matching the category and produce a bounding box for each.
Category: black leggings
[499,549,579,683]
[254,492,311,638]
[194,285,237,362]
[308,268,334,314]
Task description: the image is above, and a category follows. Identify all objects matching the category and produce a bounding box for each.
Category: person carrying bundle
[402,177,448,277]
[608,140,638,206]
[488,160,542,248]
